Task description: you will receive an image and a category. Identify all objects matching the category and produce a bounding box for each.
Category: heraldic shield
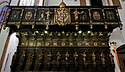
[54,8,71,26]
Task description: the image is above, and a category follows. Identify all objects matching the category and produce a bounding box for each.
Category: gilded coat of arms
[54,8,71,26]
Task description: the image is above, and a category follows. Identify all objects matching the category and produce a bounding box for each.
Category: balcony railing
[18,31,110,47]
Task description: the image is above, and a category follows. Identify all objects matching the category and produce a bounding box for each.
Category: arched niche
[117,44,125,72]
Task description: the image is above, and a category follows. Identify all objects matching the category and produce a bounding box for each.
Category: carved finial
[59,0,66,8]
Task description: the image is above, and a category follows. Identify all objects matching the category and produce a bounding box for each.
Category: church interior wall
[109,0,125,48]
[48,0,80,6]
[0,33,18,72]
[0,27,10,72]
[10,0,19,6]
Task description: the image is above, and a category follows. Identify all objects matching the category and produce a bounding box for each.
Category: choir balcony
[0,5,121,72]
[0,6,122,32]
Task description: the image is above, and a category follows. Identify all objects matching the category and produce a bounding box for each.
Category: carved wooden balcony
[0,5,119,72]
[0,6,122,32]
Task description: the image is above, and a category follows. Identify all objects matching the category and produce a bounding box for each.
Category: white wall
[109,27,125,48]
[10,0,19,6]
[109,0,125,47]
[0,27,10,72]
[0,0,9,3]
[64,0,80,6]
[19,0,35,6]
[48,0,80,6]
[0,33,18,72]
[119,1,125,23]
[102,0,108,6]
[86,0,91,6]
[0,27,9,60]
[110,0,114,6]
[39,0,43,6]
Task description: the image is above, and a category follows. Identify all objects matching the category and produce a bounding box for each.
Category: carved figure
[47,51,52,61]
[100,52,105,64]
[39,12,44,20]
[91,52,96,64]
[93,11,100,20]
[81,52,86,63]
[39,51,44,62]
[74,8,83,20]
[106,11,115,20]
[65,52,70,61]
[56,52,61,61]
[73,52,78,61]
[46,10,52,20]
[11,11,20,20]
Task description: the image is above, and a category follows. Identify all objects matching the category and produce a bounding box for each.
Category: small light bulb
[78,30,82,34]
[35,31,39,33]
[62,31,65,34]
[88,31,91,33]
[44,31,48,34]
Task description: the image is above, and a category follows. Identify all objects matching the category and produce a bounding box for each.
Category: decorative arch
[117,44,125,72]
[0,1,9,5]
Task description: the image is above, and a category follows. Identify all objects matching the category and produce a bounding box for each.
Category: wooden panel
[80,0,86,6]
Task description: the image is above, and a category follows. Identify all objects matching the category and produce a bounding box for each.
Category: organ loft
[0,0,125,72]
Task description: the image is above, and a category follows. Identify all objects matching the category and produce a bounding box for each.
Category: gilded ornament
[74,8,84,20]
[25,11,32,20]
[54,2,71,26]
[46,10,52,20]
